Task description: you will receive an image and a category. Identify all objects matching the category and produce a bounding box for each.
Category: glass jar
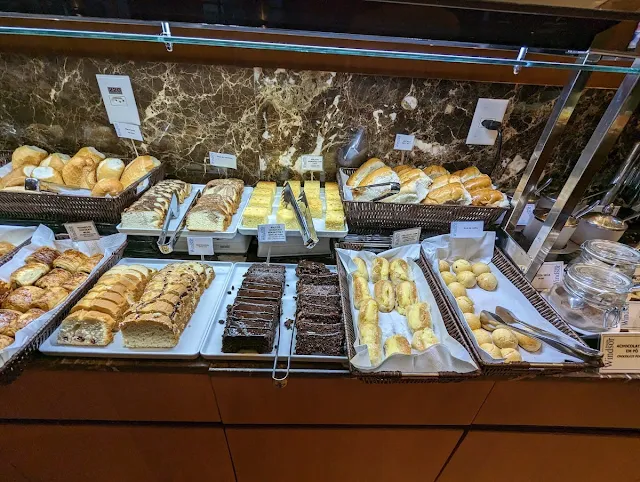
[547,263,632,333]
[570,239,640,278]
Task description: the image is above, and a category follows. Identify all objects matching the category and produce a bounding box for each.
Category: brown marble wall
[0,53,637,192]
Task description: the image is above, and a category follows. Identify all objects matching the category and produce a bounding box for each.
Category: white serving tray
[39,258,233,359]
[200,262,346,363]
[116,186,253,240]
[237,187,348,238]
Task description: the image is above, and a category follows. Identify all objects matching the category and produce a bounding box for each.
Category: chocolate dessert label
[600,333,640,373]
[64,221,101,242]
[258,223,286,243]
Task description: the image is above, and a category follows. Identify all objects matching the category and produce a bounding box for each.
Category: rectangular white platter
[237,187,348,239]
[200,262,347,363]
[116,186,253,240]
[39,258,233,359]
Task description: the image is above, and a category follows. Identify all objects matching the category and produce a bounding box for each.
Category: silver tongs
[352,182,400,202]
[24,178,92,196]
[480,307,602,363]
[157,193,185,254]
[282,183,319,249]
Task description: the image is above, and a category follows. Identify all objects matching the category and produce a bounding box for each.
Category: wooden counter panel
[0,424,235,482]
[227,427,462,482]
[0,370,219,422]
[439,430,640,482]
[212,376,493,425]
[475,379,640,429]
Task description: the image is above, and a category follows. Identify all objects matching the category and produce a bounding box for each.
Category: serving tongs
[281,183,318,249]
[480,307,602,363]
[351,181,401,202]
[24,178,92,196]
[156,192,193,254]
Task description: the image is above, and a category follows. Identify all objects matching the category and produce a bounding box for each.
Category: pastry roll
[0,309,21,337]
[374,280,395,313]
[353,257,369,280]
[463,174,492,193]
[395,281,418,315]
[352,275,371,309]
[389,258,411,285]
[358,299,379,328]
[32,287,69,311]
[2,286,44,312]
[35,268,72,290]
[423,165,449,179]
[78,253,104,274]
[61,272,89,292]
[17,308,44,327]
[411,328,439,351]
[384,334,411,358]
[53,250,89,272]
[406,302,431,332]
[10,262,50,288]
[371,257,390,283]
[452,166,482,183]
[25,247,61,266]
[0,334,14,349]
[359,322,381,347]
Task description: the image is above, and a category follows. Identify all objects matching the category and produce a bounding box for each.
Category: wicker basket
[338,167,508,233]
[0,238,127,384]
[337,253,481,383]
[421,247,600,376]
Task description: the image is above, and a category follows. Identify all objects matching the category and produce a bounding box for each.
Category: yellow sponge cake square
[325,210,345,231]
[242,206,270,228]
[276,207,300,230]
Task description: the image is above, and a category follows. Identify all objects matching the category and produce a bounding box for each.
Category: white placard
[135,177,150,195]
[393,134,415,151]
[187,237,214,256]
[600,332,640,373]
[64,221,101,242]
[531,261,564,290]
[392,227,421,248]
[96,74,141,125]
[209,152,237,169]
[301,155,324,172]
[517,203,536,226]
[622,301,640,332]
[450,221,484,238]
[257,223,286,243]
[113,121,143,141]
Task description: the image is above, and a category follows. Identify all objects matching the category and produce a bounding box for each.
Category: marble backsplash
[0,53,637,193]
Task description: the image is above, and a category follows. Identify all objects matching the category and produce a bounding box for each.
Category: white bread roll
[452,166,482,183]
[12,146,48,170]
[0,166,35,188]
[31,166,64,184]
[74,146,105,164]
[380,168,431,204]
[120,155,161,188]
[97,158,125,181]
[40,153,70,172]
[423,165,449,179]
[62,157,96,188]
[346,158,385,187]
[91,179,124,197]
[352,166,400,202]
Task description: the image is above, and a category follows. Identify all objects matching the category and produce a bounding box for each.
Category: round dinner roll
[477,272,498,291]
[456,271,477,288]
[464,312,481,330]
[452,259,472,274]
[492,328,518,349]
[441,271,456,285]
[97,158,125,181]
[40,153,70,172]
[448,282,467,298]
[471,262,491,276]
[411,328,439,351]
[438,260,450,272]
[62,156,97,188]
[456,295,474,313]
[11,145,48,170]
[473,328,492,345]
[481,343,503,359]
[514,331,542,352]
[501,347,522,363]
[31,166,63,184]
[91,178,124,197]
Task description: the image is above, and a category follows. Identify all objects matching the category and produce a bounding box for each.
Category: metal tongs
[480,307,602,363]
[281,183,318,249]
[351,182,401,202]
[157,193,185,254]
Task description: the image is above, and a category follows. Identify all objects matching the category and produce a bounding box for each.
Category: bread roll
[438,260,450,272]
[32,287,69,310]
[2,286,44,312]
[12,146,48,170]
[452,166,482,182]
[389,258,411,285]
[406,302,431,332]
[353,257,369,280]
[423,182,470,205]
[62,156,96,188]
[463,174,492,192]
[515,331,542,352]
[448,282,467,298]
[411,328,439,351]
[368,343,382,365]
[393,165,411,175]
[423,165,449,179]
[346,158,385,187]
[353,166,401,202]
[481,343,503,359]
[0,167,34,188]
[472,328,492,345]
[97,158,125,181]
[353,275,371,309]
[384,334,411,358]
[456,295,474,313]
[91,179,124,197]
[456,271,477,288]
[380,168,430,204]
[471,188,505,207]
[477,272,498,291]
[371,257,389,283]
[452,259,472,274]
[395,281,418,315]
[441,272,456,285]
[0,309,21,337]
[464,313,481,330]
[31,166,64,184]
[359,322,381,346]
[501,347,522,363]
[120,155,161,188]
[10,262,50,287]
[40,153,70,171]
[430,174,462,190]
[492,328,518,349]
[471,262,491,276]
[0,334,14,349]
[374,280,395,313]
[74,147,105,164]
[358,299,379,328]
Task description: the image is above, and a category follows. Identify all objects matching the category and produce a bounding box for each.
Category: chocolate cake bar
[295,260,331,277]
[222,263,285,353]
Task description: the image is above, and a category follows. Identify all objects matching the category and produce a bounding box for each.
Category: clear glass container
[547,263,632,333]
[570,239,640,277]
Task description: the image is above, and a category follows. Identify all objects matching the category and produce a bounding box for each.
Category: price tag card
[450,221,484,238]
[531,261,564,290]
[113,121,143,141]
[516,203,536,226]
[600,332,640,374]
[258,224,286,243]
[136,177,150,195]
[392,227,421,248]
[187,237,214,256]
[301,155,323,172]
[394,134,415,151]
[64,221,101,242]
[209,152,237,169]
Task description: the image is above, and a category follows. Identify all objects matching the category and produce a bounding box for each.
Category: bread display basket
[337,167,508,233]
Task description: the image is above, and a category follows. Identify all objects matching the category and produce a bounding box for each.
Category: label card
[64,221,101,242]
[301,155,324,172]
[187,237,214,256]
[209,152,237,169]
[450,221,484,238]
[516,203,536,226]
[113,122,143,141]
[258,224,287,243]
[96,75,141,125]
[392,227,421,248]
[136,178,150,195]
[394,134,415,151]
[600,332,640,373]
[532,261,564,290]
[622,301,640,332]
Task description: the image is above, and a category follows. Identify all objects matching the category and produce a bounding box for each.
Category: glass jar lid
[581,239,640,267]
[564,263,632,308]
[533,208,578,227]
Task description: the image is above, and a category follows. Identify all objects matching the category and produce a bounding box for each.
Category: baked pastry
[423,165,449,179]
[62,156,97,188]
[187,179,244,232]
[353,257,369,280]
[0,280,10,304]
[26,247,61,266]
[406,302,431,332]
[471,262,491,276]
[91,179,124,197]
[346,158,385,187]
[17,308,45,327]
[2,286,45,312]
[358,299,379,328]
[456,271,477,288]
[374,280,395,313]
[448,282,467,298]
[61,272,88,292]
[53,250,89,272]
[452,166,482,183]
[384,334,411,358]
[477,272,498,291]
[473,328,492,345]
[395,280,418,315]
[501,347,522,363]
[452,259,472,274]
[78,254,104,274]
[389,258,411,285]
[438,260,450,272]
[39,153,70,172]
[352,167,400,202]
[0,241,15,256]
[492,328,518,349]
[352,275,371,309]
[463,174,492,193]
[57,310,117,346]
[481,343,503,359]
[0,309,21,337]
[35,268,72,289]
[359,322,381,347]
[10,262,50,287]
[470,188,505,207]
[120,155,161,188]
[12,145,48,170]
[122,180,192,229]
[422,182,470,205]
[411,328,439,351]
[456,296,474,313]
[441,272,456,285]
[430,174,462,191]
[74,147,105,164]
[0,334,13,349]
[380,168,431,204]
[97,158,125,181]
[372,257,389,283]
[31,166,63,184]
[514,331,542,352]
[464,313,481,330]
[32,287,69,310]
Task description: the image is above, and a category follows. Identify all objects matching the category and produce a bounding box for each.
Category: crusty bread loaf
[120,180,191,229]
[423,165,449,179]
[463,174,492,193]
[471,188,505,207]
[11,146,48,170]
[96,158,125,181]
[74,147,105,164]
[347,158,385,187]
[451,166,482,183]
[62,156,97,188]
[423,182,471,205]
[91,178,124,197]
[40,153,70,172]
[186,179,244,232]
[0,166,36,189]
[353,166,400,202]
[120,155,161,188]
[31,166,64,184]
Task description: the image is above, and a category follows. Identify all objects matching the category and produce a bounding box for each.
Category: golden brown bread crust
[61,272,89,292]
[347,158,385,187]
[451,166,482,182]
[390,258,411,285]
[384,334,411,357]
[395,281,418,315]
[53,250,89,272]
[393,165,412,176]
[0,241,15,256]
[374,280,395,313]
[78,254,104,274]
[120,155,161,188]
[371,257,389,283]
[10,262,51,288]
[12,145,48,170]
[2,286,45,312]
[0,280,11,305]
[463,174,492,192]
[471,188,504,207]
[35,268,72,289]
[62,156,97,188]
[0,334,13,349]
[32,287,69,311]
[0,309,21,336]
[430,174,462,190]
[423,182,468,205]
[91,179,124,197]
[352,275,371,309]
[25,246,61,266]
[17,308,45,327]
[423,165,449,179]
